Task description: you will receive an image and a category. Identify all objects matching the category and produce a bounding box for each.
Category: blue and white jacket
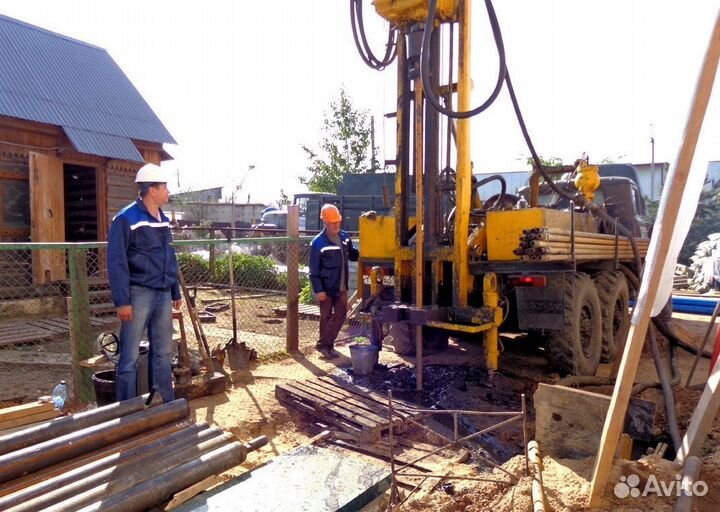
[107,198,181,307]
[309,229,359,297]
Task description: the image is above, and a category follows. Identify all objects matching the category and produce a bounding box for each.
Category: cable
[350,0,398,70]
[421,0,506,118]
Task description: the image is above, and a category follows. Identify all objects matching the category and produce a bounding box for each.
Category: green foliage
[299,275,315,305]
[213,253,285,290]
[300,87,377,193]
[525,155,564,168]
[176,253,210,283]
[640,187,720,265]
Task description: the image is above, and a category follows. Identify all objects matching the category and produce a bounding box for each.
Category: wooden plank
[535,383,655,459]
[276,384,381,432]
[162,475,222,510]
[290,381,394,426]
[275,386,378,441]
[317,376,420,420]
[275,394,365,439]
[0,401,54,423]
[0,351,71,368]
[295,379,404,427]
[0,409,59,431]
[29,151,66,283]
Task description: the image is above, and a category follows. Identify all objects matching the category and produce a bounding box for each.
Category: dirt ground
[187,310,720,510]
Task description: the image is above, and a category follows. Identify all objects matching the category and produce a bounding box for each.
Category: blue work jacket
[309,229,359,297]
[107,198,181,307]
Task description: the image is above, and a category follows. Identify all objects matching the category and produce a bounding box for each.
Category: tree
[301,88,377,193]
[277,189,290,207]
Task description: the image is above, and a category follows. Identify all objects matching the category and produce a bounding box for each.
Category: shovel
[224,234,255,370]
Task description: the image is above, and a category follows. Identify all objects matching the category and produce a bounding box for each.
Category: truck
[349,0,650,377]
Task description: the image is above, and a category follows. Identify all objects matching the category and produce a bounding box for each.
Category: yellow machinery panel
[486,208,596,261]
[359,215,396,259]
[373,0,459,24]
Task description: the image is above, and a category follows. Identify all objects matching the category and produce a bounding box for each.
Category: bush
[299,276,315,305]
[213,253,285,290]
[176,253,210,284]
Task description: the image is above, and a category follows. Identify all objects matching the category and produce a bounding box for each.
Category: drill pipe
[0,399,189,484]
[30,431,236,512]
[0,420,192,499]
[0,393,163,456]
[1,424,222,512]
[78,436,268,512]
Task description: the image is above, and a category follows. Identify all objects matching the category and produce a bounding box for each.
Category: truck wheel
[546,272,602,376]
[388,322,449,355]
[594,271,630,363]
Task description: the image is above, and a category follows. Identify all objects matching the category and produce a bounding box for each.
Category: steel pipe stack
[0,398,267,512]
[514,227,650,262]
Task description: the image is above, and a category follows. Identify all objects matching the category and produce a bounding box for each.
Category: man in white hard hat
[309,204,359,359]
[107,163,182,403]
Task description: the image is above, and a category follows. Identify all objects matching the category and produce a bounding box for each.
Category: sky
[0,0,718,205]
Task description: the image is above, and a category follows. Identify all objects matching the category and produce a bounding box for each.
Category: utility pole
[650,123,656,200]
[370,115,377,172]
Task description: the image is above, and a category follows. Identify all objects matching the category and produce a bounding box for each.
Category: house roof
[0,14,176,162]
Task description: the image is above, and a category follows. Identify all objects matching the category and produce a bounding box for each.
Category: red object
[710,326,720,377]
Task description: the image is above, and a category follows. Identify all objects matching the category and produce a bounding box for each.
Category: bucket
[349,344,379,376]
[92,370,116,406]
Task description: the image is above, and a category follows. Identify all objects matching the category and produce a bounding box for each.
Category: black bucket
[92,370,116,406]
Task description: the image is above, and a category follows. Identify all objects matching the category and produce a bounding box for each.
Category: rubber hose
[648,326,682,452]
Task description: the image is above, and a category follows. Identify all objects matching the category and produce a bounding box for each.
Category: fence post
[286,205,299,352]
[67,247,94,403]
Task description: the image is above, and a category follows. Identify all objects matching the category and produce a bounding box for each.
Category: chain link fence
[0,232,363,405]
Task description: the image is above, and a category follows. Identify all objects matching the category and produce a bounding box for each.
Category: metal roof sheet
[0,14,176,160]
[63,127,144,162]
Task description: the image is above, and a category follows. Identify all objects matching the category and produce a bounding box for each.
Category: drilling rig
[351,0,649,378]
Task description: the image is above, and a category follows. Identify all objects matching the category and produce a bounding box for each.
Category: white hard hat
[135,163,169,183]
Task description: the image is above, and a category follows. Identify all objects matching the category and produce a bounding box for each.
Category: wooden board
[0,408,59,432]
[0,351,71,368]
[29,151,66,283]
[275,377,422,443]
[0,401,54,423]
[534,383,655,459]
[0,316,118,347]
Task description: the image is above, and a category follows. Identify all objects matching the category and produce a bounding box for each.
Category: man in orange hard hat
[309,204,359,359]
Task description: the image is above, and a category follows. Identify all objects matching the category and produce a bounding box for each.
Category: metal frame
[385,391,528,508]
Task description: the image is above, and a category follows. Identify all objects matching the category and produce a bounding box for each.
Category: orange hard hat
[320,203,342,223]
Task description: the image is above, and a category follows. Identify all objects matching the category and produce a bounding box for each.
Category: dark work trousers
[317,291,348,349]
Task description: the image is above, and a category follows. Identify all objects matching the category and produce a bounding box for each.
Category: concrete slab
[174,445,390,512]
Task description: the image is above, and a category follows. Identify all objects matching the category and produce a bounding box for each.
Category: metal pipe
[78,437,268,512]
[528,441,547,512]
[3,425,223,512]
[0,420,191,499]
[674,455,703,512]
[0,394,163,456]
[0,399,190,484]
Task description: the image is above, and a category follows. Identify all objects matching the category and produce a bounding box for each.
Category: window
[1,178,30,228]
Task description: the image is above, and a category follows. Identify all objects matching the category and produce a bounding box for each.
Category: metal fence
[0,232,356,405]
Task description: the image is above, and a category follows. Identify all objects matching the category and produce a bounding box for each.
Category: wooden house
[0,14,175,288]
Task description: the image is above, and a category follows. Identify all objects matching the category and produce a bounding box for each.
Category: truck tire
[594,271,630,363]
[388,322,449,355]
[546,272,603,376]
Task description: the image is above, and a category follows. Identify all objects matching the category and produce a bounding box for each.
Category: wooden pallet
[272,304,320,320]
[0,316,118,347]
[275,376,422,443]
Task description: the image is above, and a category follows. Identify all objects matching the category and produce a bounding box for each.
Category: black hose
[654,316,712,359]
[350,0,397,70]
[648,326,682,452]
[421,0,506,118]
